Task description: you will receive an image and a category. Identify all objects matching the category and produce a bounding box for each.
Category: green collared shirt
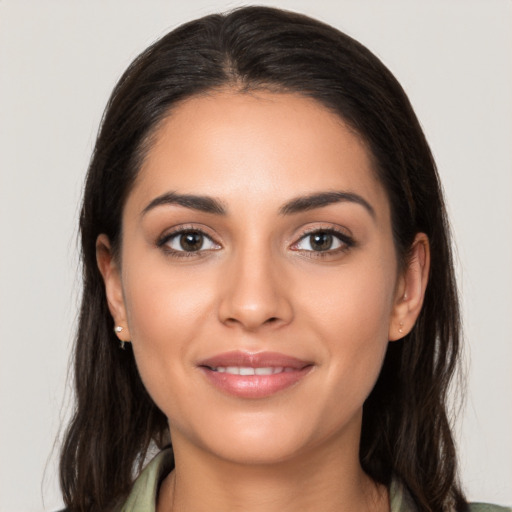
[119,450,511,512]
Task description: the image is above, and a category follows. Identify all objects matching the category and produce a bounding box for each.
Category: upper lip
[198,351,312,369]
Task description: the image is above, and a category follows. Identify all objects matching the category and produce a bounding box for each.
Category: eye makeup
[155,222,356,261]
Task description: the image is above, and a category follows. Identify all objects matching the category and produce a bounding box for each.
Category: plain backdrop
[0,1,511,511]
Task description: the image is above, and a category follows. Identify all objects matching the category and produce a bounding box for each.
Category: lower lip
[200,367,312,399]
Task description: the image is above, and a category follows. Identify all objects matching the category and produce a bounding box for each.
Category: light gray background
[0,1,511,511]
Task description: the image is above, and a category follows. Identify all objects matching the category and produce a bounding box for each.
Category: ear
[96,234,131,343]
[388,233,430,341]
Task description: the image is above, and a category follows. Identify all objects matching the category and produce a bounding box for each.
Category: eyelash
[156,225,220,259]
[156,226,355,259]
[291,227,355,258]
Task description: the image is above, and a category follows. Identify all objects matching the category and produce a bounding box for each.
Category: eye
[292,229,353,253]
[158,229,220,255]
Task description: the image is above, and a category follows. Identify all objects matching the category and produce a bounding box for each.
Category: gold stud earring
[398,321,404,334]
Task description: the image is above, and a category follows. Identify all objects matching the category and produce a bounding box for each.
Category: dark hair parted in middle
[60,6,465,512]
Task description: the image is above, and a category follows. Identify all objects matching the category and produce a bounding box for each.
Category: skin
[97,90,429,512]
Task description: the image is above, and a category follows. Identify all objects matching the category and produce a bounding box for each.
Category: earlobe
[96,234,131,342]
[388,233,430,341]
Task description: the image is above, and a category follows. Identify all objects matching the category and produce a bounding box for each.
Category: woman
[58,6,510,512]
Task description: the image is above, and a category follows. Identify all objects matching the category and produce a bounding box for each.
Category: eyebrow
[141,190,375,219]
[279,191,375,219]
[141,192,227,216]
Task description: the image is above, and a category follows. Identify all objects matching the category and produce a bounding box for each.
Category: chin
[206,431,310,466]
[169,409,316,466]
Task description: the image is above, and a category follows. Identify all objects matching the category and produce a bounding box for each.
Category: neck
[157,429,388,512]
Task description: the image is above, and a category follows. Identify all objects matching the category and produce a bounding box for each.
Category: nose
[217,246,294,332]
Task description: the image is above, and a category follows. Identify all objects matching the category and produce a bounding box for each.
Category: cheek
[303,253,395,335]
[299,255,396,393]
[123,255,214,341]
[121,258,217,407]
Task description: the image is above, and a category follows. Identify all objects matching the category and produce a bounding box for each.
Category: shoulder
[55,501,512,512]
[390,478,511,512]
[118,448,174,512]
[468,504,512,512]
[56,450,174,512]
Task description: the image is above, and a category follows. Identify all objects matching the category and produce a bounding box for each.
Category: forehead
[129,90,389,219]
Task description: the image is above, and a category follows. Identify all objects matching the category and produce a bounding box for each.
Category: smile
[198,351,313,399]
[210,366,296,375]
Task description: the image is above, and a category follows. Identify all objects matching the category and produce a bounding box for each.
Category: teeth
[212,366,290,375]
[255,367,273,375]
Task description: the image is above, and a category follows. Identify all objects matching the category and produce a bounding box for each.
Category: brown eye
[292,228,354,255]
[296,231,341,252]
[309,232,333,251]
[179,231,204,251]
[160,229,220,254]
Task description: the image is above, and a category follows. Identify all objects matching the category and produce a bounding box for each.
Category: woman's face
[99,91,423,466]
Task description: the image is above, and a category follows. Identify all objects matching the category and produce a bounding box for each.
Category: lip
[198,351,313,399]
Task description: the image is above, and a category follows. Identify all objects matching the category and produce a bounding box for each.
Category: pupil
[180,232,203,251]
[311,232,332,251]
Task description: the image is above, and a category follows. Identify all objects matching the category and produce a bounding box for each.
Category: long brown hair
[60,6,467,511]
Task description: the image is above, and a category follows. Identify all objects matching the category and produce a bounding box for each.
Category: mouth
[208,366,298,375]
[198,351,313,399]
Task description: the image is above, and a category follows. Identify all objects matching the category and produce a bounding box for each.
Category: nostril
[264,317,279,325]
